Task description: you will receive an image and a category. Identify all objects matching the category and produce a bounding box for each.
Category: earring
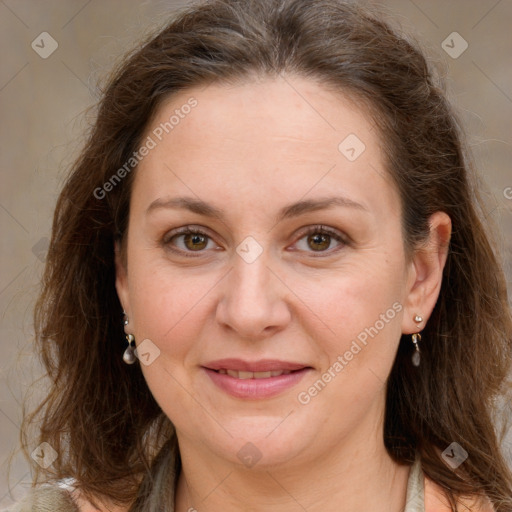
[122,312,136,364]
[123,333,136,364]
[411,333,421,366]
[411,314,423,367]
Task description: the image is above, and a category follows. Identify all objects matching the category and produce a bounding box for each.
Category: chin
[206,416,312,469]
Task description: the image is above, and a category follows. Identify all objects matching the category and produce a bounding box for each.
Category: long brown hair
[23,0,512,510]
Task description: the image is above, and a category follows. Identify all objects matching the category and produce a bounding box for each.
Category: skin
[114,75,451,512]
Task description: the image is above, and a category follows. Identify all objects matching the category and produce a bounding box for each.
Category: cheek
[296,267,404,425]
[126,261,215,424]
[127,255,212,356]
[301,256,404,337]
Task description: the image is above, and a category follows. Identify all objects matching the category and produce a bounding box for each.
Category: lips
[204,358,309,373]
[217,369,293,379]
[202,358,312,399]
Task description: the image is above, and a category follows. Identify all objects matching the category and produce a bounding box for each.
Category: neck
[173,415,411,512]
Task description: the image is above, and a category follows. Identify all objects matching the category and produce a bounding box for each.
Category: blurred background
[1,0,511,506]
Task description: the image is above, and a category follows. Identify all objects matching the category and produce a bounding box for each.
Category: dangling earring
[123,334,136,364]
[411,314,423,367]
[411,333,421,366]
[122,311,136,364]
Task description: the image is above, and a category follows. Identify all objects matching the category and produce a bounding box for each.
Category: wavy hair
[22,0,512,510]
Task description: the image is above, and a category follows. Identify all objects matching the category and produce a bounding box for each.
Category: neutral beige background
[1,0,511,507]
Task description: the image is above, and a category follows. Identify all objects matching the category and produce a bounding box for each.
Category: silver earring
[122,313,136,364]
[411,314,423,366]
[123,333,136,364]
[411,333,421,366]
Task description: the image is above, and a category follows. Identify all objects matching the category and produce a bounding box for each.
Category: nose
[215,251,292,340]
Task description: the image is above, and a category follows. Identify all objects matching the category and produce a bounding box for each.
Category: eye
[293,225,347,254]
[163,226,220,255]
[162,224,347,257]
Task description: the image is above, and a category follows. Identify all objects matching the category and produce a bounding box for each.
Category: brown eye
[164,227,218,255]
[308,232,331,251]
[294,225,347,255]
[183,233,208,251]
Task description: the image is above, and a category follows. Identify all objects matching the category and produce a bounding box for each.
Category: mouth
[204,358,310,373]
[202,359,312,399]
[213,369,297,379]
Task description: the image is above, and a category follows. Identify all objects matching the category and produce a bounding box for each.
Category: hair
[21,0,512,510]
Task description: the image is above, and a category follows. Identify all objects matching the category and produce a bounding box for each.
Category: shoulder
[1,484,129,512]
[68,488,130,512]
[425,475,495,512]
[0,485,79,512]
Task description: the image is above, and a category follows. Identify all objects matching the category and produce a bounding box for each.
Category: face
[116,75,419,469]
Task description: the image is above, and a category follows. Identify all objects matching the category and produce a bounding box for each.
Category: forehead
[131,75,399,221]
[148,75,376,156]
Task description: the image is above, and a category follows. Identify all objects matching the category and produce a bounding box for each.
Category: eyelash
[162,225,348,258]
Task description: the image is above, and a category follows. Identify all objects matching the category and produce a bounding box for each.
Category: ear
[401,211,452,334]
[114,239,131,319]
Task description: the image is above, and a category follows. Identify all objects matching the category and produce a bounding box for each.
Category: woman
[8,0,512,510]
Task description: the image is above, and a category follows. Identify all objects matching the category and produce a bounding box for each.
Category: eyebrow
[146,195,369,223]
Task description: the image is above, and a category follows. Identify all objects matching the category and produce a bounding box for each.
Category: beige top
[2,456,494,512]
[405,455,425,512]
